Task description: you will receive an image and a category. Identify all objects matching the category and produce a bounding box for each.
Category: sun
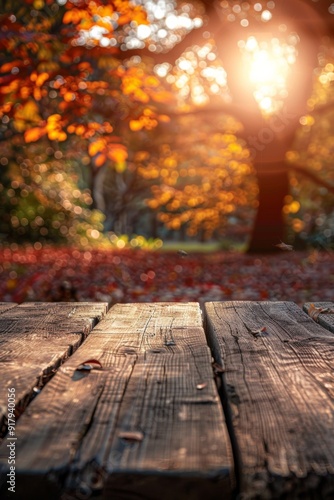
[239,36,297,114]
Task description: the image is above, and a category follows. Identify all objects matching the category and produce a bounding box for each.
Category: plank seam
[203,305,241,498]
[215,369,242,499]
[0,311,106,443]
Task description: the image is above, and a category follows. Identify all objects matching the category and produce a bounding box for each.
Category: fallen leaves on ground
[0,246,333,307]
[275,241,294,251]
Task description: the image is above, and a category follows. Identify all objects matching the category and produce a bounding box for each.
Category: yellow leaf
[1,61,22,73]
[151,91,173,103]
[48,114,62,122]
[145,76,160,87]
[67,124,76,134]
[36,72,49,87]
[134,151,150,162]
[102,122,113,133]
[75,124,86,136]
[46,114,62,132]
[58,131,67,141]
[48,130,59,140]
[15,100,41,122]
[13,119,26,132]
[129,120,143,131]
[143,108,155,117]
[158,114,171,123]
[24,127,46,143]
[63,8,82,25]
[37,61,59,73]
[33,0,45,9]
[89,139,105,157]
[108,145,128,163]
[64,91,76,102]
[33,88,42,101]
[0,80,19,95]
[95,153,106,167]
[115,161,126,173]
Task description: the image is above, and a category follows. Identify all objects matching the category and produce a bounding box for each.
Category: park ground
[0,245,333,307]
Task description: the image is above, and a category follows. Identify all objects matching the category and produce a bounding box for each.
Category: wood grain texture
[0,303,17,314]
[304,302,334,334]
[0,302,108,440]
[204,301,334,500]
[0,303,234,500]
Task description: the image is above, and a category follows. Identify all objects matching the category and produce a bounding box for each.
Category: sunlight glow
[261,10,272,22]
[154,42,229,107]
[240,36,297,114]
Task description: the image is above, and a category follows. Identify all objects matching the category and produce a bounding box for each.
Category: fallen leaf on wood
[118,431,144,442]
[275,241,294,251]
[76,359,103,371]
[196,383,207,390]
[165,339,176,346]
[308,303,333,321]
[250,326,267,338]
[212,362,224,374]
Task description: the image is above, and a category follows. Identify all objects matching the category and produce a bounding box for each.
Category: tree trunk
[248,164,289,253]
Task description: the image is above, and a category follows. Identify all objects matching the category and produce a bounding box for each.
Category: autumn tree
[134,115,256,241]
[121,0,334,251]
[0,0,173,241]
[2,0,334,250]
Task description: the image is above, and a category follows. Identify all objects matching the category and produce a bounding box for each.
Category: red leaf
[308,303,333,321]
[249,326,267,338]
[76,359,103,371]
[118,431,144,442]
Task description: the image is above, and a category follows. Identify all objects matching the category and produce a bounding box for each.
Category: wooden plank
[0,303,17,314]
[204,301,334,499]
[0,302,108,440]
[304,301,334,334]
[0,303,234,500]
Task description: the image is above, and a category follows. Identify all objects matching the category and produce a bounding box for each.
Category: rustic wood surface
[0,302,108,441]
[0,303,17,314]
[304,301,334,334]
[0,302,234,500]
[204,300,334,499]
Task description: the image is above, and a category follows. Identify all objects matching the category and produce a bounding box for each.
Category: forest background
[1,0,334,304]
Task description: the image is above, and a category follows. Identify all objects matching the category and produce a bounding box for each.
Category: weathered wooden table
[0,301,333,499]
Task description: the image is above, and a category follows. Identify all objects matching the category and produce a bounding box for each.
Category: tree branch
[310,100,334,116]
[291,163,334,194]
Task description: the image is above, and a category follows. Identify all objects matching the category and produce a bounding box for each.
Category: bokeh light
[238,35,297,113]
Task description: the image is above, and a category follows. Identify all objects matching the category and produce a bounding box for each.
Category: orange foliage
[0,0,170,174]
[63,8,89,25]
[138,129,257,238]
[88,136,128,168]
[95,153,107,167]
[108,144,128,163]
[46,114,67,142]
[89,139,106,157]
[31,72,49,87]
[24,127,46,143]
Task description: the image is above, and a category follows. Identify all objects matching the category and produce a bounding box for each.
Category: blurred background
[0,0,334,304]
